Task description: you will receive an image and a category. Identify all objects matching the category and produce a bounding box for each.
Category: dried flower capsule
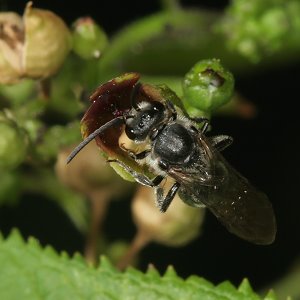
[132,182,205,247]
[23,2,72,79]
[0,2,72,84]
[56,141,133,197]
[0,12,24,84]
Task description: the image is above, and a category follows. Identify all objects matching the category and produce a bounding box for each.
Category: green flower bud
[0,2,72,84]
[72,17,108,60]
[182,59,234,115]
[0,171,21,205]
[0,79,35,105]
[0,111,29,170]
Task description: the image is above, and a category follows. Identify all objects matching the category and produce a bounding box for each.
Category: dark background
[1,0,299,292]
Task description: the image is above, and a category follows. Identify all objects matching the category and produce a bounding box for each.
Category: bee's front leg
[119,143,151,160]
[128,150,151,160]
[107,159,164,187]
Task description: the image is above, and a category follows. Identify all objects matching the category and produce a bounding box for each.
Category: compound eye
[125,101,165,141]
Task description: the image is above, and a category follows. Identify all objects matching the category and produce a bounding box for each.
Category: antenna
[66,116,124,164]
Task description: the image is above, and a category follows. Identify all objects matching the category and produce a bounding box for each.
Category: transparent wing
[200,152,276,245]
[171,149,276,244]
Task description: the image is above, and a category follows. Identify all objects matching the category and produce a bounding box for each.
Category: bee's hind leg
[156,182,181,213]
[210,135,233,151]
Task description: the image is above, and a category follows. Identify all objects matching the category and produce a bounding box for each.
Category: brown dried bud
[55,141,134,197]
[0,12,24,83]
[132,181,205,247]
[0,2,71,84]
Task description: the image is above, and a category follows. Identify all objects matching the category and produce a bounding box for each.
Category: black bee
[67,81,276,245]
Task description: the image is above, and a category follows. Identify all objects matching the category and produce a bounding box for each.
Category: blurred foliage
[218,0,300,63]
[1,0,300,298]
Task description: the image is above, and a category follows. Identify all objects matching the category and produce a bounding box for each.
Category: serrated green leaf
[0,230,281,300]
[263,289,278,300]
[146,264,161,278]
[163,265,178,279]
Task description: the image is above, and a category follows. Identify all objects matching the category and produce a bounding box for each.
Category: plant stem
[215,93,257,119]
[97,7,300,82]
[38,78,51,100]
[117,229,152,270]
[97,10,241,81]
[84,189,111,264]
[160,0,181,12]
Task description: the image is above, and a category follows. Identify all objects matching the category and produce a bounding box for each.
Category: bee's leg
[156,182,181,213]
[165,100,177,120]
[210,135,233,151]
[130,82,142,110]
[119,143,151,160]
[191,117,210,133]
[128,149,151,160]
[149,100,176,141]
[107,159,164,187]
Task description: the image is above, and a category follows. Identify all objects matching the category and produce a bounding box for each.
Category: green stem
[38,78,51,100]
[142,75,182,95]
[160,0,181,12]
[116,229,151,270]
[96,7,300,82]
[84,190,111,264]
[96,9,249,81]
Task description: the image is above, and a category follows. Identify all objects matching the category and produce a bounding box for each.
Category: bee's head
[125,101,165,142]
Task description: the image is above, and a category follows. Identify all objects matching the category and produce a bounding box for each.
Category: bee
[67,74,276,245]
